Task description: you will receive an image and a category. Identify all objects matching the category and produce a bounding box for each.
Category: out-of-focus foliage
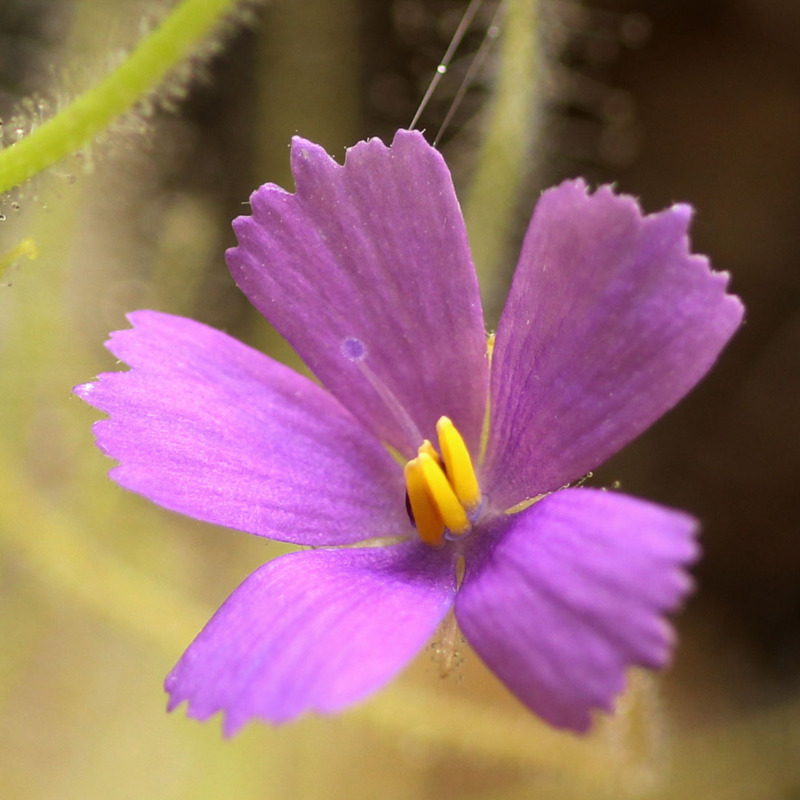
[1,1,799,799]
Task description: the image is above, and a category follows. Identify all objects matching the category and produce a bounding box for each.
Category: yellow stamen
[404,419,481,547]
[417,452,470,535]
[418,439,442,467]
[404,458,445,547]
[436,416,481,511]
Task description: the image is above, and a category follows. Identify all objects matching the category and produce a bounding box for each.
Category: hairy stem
[0,0,247,195]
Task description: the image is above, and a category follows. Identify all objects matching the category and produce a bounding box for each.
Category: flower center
[404,416,482,547]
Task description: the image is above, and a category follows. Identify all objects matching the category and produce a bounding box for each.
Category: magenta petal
[484,180,744,507]
[227,130,488,458]
[456,488,698,732]
[75,310,408,546]
[166,542,456,733]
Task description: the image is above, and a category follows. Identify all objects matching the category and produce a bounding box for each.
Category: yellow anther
[418,439,442,467]
[436,416,481,511]
[417,452,470,535]
[404,420,481,547]
[404,457,445,547]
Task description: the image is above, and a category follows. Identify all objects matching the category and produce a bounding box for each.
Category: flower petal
[484,180,744,507]
[75,310,408,546]
[166,542,456,733]
[227,130,488,458]
[455,488,698,732]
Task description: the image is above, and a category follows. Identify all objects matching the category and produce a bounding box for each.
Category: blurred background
[1,0,798,797]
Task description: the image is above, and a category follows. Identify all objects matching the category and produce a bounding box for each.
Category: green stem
[0,0,245,195]
[463,0,541,317]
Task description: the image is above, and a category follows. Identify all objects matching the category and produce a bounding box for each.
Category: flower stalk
[0,0,248,196]
[465,0,542,307]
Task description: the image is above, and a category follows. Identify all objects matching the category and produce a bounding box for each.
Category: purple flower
[75,130,743,735]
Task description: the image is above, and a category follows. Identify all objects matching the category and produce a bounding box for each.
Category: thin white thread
[433,0,507,146]
[408,0,487,132]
